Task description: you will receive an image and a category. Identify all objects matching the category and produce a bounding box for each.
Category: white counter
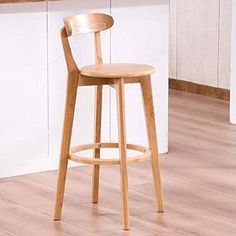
[0,0,169,177]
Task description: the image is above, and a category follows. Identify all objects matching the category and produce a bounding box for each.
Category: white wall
[230,0,236,124]
[170,0,232,89]
[0,0,169,178]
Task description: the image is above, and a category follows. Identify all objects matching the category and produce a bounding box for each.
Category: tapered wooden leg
[116,78,129,230]
[140,76,164,213]
[92,85,103,203]
[54,75,78,220]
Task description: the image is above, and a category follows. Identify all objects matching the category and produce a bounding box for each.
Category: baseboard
[169,78,230,101]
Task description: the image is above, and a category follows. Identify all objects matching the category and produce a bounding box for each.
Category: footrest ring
[69,142,151,165]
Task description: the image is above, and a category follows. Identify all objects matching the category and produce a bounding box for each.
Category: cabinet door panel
[177,0,219,87]
[48,0,111,163]
[230,0,236,123]
[111,0,169,153]
[0,3,48,177]
[218,0,232,89]
[169,0,177,79]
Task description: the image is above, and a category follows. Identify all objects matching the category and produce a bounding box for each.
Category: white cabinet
[218,0,232,89]
[47,0,111,165]
[111,0,169,153]
[170,0,232,89]
[0,3,48,177]
[230,0,236,124]
[177,0,219,87]
[0,0,169,177]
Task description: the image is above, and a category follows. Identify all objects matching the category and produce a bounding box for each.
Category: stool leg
[54,76,78,220]
[140,76,164,213]
[92,85,103,203]
[116,78,129,230]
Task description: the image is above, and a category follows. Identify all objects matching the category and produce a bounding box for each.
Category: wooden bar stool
[54,13,164,230]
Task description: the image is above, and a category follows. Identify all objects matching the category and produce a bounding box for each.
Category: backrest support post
[95,32,103,65]
[61,27,79,73]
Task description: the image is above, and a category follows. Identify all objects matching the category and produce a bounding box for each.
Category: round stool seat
[80,63,155,78]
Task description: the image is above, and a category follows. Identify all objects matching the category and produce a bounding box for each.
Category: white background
[0,0,169,178]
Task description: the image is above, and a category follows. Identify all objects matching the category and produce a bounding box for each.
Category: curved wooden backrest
[61,13,114,73]
[63,13,114,37]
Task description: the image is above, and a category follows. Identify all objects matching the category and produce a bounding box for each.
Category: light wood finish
[78,75,144,86]
[70,143,151,165]
[54,13,163,230]
[1,90,236,235]
[116,78,129,230]
[60,28,78,73]
[54,26,79,221]
[92,85,103,204]
[169,78,230,101]
[53,71,78,221]
[140,77,164,212]
[94,32,103,65]
[80,63,155,78]
[63,13,114,37]
[92,31,103,204]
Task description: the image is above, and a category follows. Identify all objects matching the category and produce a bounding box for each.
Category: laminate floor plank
[0,89,235,235]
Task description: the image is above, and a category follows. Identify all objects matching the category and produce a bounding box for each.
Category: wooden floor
[1,90,236,236]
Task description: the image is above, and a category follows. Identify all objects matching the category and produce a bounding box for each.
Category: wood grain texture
[60,27,78,73]
[0,90,235,235]
[78,75,144,86]
[92,33,103,204]
[94,32,103,65]
[53,26,80,221]
[116,78,129,230]
[80,63,155,78]
[169,78,230,100]
[170,0,232,89]
[63,13,114,37]
[92,85,103,204]
[176,0,219,87]
[57,12,162,230]
[140,77,164,212]
[69,143,151,165]
[54,71,78,221]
